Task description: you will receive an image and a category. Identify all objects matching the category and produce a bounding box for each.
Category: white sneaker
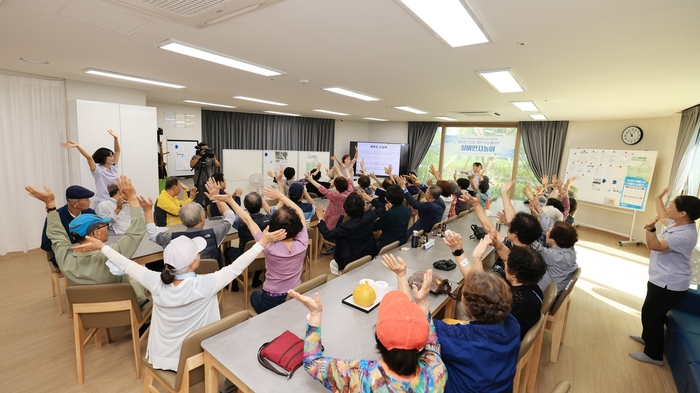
[329,260,339,275]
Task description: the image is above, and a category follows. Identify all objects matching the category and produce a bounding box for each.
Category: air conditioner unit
[105,0,286,28]
[454,111,497,117]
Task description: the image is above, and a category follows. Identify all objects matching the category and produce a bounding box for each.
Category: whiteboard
[263,150,299,181]
[166,140,198,177]
[222,149,264,196]
[299,151,331,175]
[564,148,657,211]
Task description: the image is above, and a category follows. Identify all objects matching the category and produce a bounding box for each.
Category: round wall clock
[621,126,643,145]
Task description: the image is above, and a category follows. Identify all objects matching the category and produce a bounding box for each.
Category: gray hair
[107,182,119,198]
[542,205,564,222]
[449,180,459,192]
[180,202,205,228]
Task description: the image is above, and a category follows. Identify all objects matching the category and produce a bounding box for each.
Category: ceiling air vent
[104,0,286,27]
[455,111,495,117]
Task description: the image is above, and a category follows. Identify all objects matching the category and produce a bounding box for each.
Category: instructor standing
[630,187,700,366]
[190,141,220,205]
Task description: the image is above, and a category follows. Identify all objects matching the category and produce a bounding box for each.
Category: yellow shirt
[156,189,191,226]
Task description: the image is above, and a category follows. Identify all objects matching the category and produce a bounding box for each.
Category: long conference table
[201,209,505,393]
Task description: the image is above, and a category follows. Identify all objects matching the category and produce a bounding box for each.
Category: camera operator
[189,142,220,205]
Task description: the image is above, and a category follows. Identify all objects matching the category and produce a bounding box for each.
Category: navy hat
[66,185,95,199]
[69,214,110,237]
[288,183,305,200]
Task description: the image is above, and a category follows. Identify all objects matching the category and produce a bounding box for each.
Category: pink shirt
[254,228,308,293]
[318,180,354,230]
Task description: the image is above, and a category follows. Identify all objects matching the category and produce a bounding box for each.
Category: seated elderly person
[40,185,96,258]
[145,178,236,269]
[95,182,130,235]
[374,185,410,250]
[274,171,315,225]
[207,173,242,217]
[318,191,386,274]
[27,176,148,305]
[395,175,445,238]
[156,177,197,226]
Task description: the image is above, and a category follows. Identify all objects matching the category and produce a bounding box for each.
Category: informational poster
[564,149,657,211]
[357,142,402,175]
[443,134,516,157]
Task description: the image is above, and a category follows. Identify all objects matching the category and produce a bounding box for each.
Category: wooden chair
[341,255,372,275]
[458,210,469,218]
[205,204,212,219]
[66,283,152,385]
[545,267,582,363]
[235,241,266,310]
[154,200,168,227]
[377,241,400,256]
[513,313,545,393]
[286,274,327,301]
[446,214,459,223]
[142,310,249,393]
[307,192,318,199]
[326,273,338,283]
[306,226,318,271]
[526,282,557,393]
[194,258,225,312]
[550,381,572,393]
[46,251,70,314]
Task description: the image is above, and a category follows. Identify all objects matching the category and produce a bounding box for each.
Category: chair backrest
[66,283,143,328]
[243,240,266,272]
[154,200,168,227]
[266,198,279,207]
[173,310,250,390]
[519,313,545,359]
[550,267,582,315]
[458,210,469,218]
[286,274,327,301]
[446,215,459,223]
[541,282,557,315]
[342,255,373,274]
[378,241,400,256]
[307,192,318,199]
[342,214,351,224]
[550,381,572,393]
[326,274,338,283]
[195,258,219,275]
[205,204,212,218]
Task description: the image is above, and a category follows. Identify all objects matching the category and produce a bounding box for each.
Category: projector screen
[349,141,409,176]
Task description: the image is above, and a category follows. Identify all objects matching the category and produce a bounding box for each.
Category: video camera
[195,145,215,159]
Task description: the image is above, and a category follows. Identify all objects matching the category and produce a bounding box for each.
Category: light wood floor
[0,227,677,393]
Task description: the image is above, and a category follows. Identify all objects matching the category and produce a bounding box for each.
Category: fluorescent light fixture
[511,101,538,112]
[83,68,185,89]
[313,109,349,116]
[395,106,428,115]
[264,110,301,117]
[321,87,381,102]
[232,96,288,106]
[434,116,457,121]
[476,69,524,93]
[156,39,284,77]
[529,114,547,120]
[183,100,235,109]
[399,0,489,47]
[363,117,388,121]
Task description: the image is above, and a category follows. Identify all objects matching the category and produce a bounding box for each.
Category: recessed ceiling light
[511,101,538,112]
[232,96,288,106]
[395,106,428,115]
[19,57,49,64]
[183,100,235,109]
[156,39,284,77]
[321,87,381,102]
[313,109,349,116]
[83,68,186,89]
[434,116,457,121]
[529,114,547,120]
[476,69,524,93]
[398,0,489,47]
[363,117,388,121]
[264,111,301,117]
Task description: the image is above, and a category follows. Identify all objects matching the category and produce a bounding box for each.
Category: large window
[418,124,538,201]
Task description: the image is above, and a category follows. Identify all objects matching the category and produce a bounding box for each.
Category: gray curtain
[668,105,700,198]
[520,121,569,183]
[202,110,335,164]
[407,122,439,171]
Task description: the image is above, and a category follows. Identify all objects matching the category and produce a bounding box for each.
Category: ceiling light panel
[529,114,547,120]
[182,100,235,108]
[321,87,381,101]
[232,96,288,106]
[476,69,524,93]
[398,0,489,47]
[363,117,388,121]
[83,68,186,89]
[313,109,349,116]
[157,40,284,77]
[395,106,428,114]
[511,101,538,111]
[264,111,301,117]
[434,116,457,121]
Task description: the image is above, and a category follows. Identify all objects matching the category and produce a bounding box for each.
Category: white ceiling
[2,0,699,123]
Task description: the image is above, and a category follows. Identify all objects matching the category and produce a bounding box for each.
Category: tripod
[193,157,210,206]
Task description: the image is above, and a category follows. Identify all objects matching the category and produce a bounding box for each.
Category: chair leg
[94,328,103,349]
[131,314,142,379]
[50,272,57,297]
[243,268,249,310]
[73,314,85,385]
[549,309,567,363]
[142,368,154,393]
[526,328,545,393]
[560,297,573,342]
[105,328,112,343]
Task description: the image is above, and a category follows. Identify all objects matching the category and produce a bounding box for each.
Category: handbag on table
[257,330,304,379]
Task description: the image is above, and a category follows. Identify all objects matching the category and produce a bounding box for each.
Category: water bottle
[496,219,502,231]
[411,230,419,248]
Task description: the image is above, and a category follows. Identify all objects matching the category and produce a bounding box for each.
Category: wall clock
[621,126,643,145]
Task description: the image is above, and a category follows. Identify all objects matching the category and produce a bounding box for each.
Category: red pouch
[257,330,304,379]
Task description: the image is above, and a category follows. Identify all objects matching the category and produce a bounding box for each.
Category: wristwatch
[452,249,464,257]
[46,206,57,213]
[646,226,656,232]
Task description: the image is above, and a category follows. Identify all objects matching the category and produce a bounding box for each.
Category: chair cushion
[668,310,700,336]
[144,357,177,390]
[688,362,700,393]
[666,329,700,393]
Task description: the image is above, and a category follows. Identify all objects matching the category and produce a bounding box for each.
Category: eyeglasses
[94,223,108,231]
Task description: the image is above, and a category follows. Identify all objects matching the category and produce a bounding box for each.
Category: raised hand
[61,140,79,149]
[288,290,323,314]
[71,236,106,253]
[25,186,55,204]
[137,196,153,211]
[472,234,491,261]
[395,175,407,188]
[385,200,393,210]
[656,187,668,199]
[487,229,500,246]
[426,179,434,187]
[315,204,326,220]
[460,193,480,207]
[266,170,276,178]
[260,186,283,200]
[411,269,433,314]
[443,230,463,252]
[116,176,137,201]
[205,177,220,197]
[384,164,393,176]
[541,175,549,185]
[189,187,198,200]
[304,172,313,181]
[260,227,287,246]
[496,210,509,226]
[381,254,407,277]
[107,129,118,138]
[645,216,660,231]
[357,189,372,202]
[501,179,515,195]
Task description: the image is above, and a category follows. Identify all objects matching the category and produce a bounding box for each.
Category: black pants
[641,281,687,360]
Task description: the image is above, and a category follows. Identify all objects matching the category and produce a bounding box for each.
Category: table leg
[205,350,254,393]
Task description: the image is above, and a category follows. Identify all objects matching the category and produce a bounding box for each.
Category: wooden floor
[0,227,677,393]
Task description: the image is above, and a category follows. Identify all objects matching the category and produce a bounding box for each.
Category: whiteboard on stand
[166,140,198,177]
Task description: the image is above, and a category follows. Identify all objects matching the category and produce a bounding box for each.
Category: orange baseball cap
[376,290,429,351]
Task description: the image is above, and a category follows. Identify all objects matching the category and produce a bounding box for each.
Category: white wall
[368,121,408,143]
[65,79,146,106]
[334,120,369,157]
[147,101,202,143]
[561,115,681,242]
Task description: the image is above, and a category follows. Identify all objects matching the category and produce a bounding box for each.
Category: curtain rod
[0,69,64,81]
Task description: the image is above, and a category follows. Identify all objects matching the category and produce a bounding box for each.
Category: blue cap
[69,214,111,237]
[66,185,94,199]
[288,183,305,199]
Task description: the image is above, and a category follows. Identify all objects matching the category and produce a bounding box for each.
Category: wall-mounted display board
[166,140,198,178]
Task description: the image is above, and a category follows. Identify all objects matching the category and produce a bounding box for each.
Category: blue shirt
[649,219,698,291]
[404,189,445,236]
